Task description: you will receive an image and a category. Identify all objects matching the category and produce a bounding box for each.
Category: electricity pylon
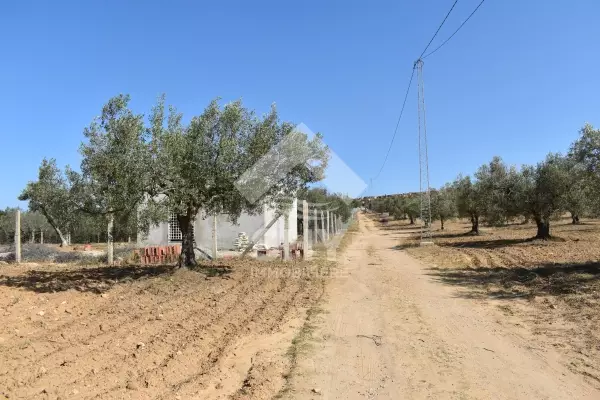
[415,59,433,244]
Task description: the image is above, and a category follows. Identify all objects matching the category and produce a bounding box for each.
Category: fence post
[283,211,290,261]
[212,214,218,260]
[326,211,330,241]
[303,200,309,253]
[40,230,44,245]
[107,214,114,265]
[313,207,318,245]
[333,214,337,235]
[15,210,21,263]
[320,210,325,242]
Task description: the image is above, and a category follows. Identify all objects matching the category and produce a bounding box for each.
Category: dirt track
[0,259,325,399]
[288,213,600,399]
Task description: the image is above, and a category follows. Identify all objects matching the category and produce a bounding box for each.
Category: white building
[139,200,298,253]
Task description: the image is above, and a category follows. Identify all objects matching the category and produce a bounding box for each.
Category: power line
[370,0,463,187]
[371,67,416,182]
[419,0,459,59]
[423,0,486,59]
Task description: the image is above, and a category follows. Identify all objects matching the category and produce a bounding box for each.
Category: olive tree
[19,158,74,246]
[68,95,151,263]
[143,98,328,267]
[402,196,420,225]
[553,155,590,223]
[298,187,352,223]
[431,184,456,230]
[474,157,523,226]
[520,154,569,239]
[570,123,600,216]
[453,174,483,234]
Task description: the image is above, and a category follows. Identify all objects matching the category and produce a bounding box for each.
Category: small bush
[22,244,60,262]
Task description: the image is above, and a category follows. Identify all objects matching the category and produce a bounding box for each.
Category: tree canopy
[21,94,329,266]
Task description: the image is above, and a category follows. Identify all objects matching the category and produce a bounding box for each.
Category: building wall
[262,199,297,249]
[140,198,298,251]
[193,213,264,252]
[138,221,168,247]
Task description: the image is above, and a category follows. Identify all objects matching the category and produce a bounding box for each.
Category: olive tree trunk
[571,213,580,224]
[177,208,197,267]
[40,207,68,247]
[535,217,551,239]
[470,214,479,234]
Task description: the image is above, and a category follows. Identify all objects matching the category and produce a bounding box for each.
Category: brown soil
[391,216,600,387]
[287,213,599,399]
[0,258,329,399]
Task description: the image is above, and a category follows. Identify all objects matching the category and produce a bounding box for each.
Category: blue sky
[1,0,599,207]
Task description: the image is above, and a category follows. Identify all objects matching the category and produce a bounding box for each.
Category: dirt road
[290,213,600,399]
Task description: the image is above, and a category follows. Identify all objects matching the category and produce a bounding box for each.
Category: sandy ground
[288,213,600,399]
[0,259,326,399]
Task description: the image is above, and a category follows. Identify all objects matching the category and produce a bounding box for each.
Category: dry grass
[379,216,600,386]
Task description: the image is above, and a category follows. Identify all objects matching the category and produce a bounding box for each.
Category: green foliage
[474,157,522,226]
[520,154,570,233]
[571,123,600,175]
[142,97,329,266]
[570,124,600,216]
[401,196,420,224]
[452,174,482,233]
[298,187,352,223]
[430,184,456,229]
[20,95,328,261]
[19,158,75,245]
[69,94,150,217]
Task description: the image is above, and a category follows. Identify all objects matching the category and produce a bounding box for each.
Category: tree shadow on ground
[195,264,234,278]
[430,231,488,240]
[426,262,600,300]
[380,224,421,231]
[391,243,420,251]
[0,264,177,294]
[0,263,235,294]
[438,237,537,249]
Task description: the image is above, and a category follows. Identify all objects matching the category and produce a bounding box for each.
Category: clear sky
[1,0,599,208]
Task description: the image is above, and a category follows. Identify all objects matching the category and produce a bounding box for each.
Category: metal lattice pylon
[415,59,432,243]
